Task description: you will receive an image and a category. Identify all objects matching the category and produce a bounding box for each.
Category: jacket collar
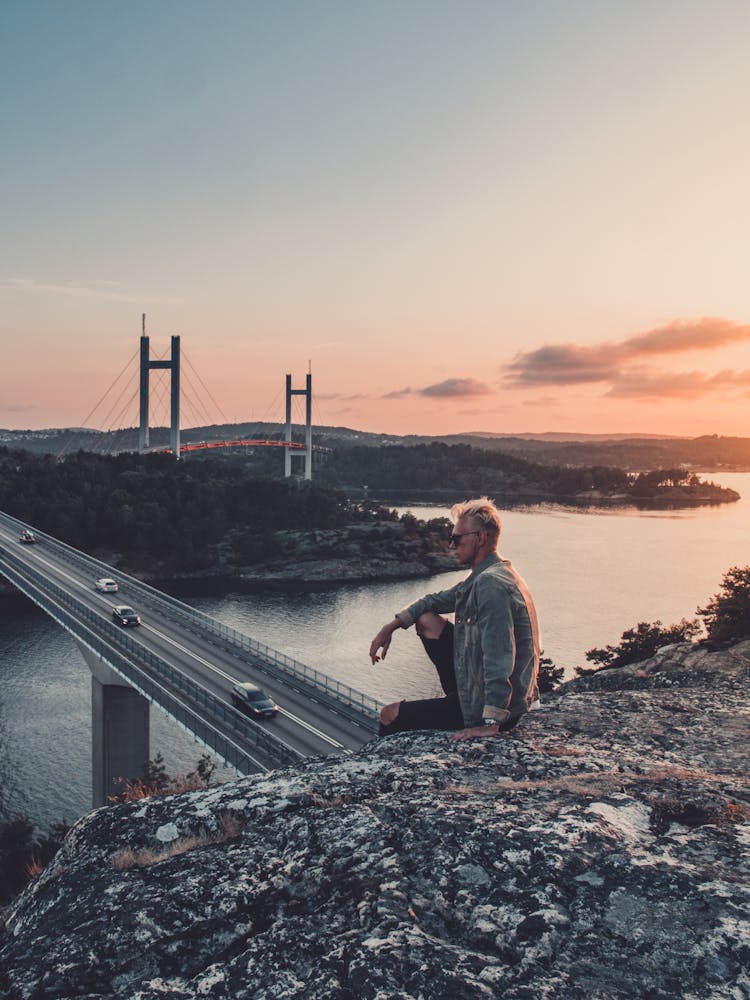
[465,550,502,581]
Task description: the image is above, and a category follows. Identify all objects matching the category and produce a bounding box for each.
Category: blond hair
[451,496,502,543]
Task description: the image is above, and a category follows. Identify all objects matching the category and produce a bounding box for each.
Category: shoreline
[363,485,740,508]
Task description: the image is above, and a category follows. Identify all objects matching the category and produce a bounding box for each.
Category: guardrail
[0,546,303,773]
[0,511,380,730]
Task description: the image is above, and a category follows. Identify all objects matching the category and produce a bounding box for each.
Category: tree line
[320,442,737,504]
[0,447,399,575]
[320,441,630,496]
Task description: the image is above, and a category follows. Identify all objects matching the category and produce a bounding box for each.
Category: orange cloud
[506,318,750,386]
[606,367,750,399]
[505,317,750,388]
[625,318,750,355]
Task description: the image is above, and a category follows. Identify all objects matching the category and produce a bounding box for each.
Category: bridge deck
[0,511,379,776]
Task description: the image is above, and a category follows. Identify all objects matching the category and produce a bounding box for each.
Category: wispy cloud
[606,366,750,399]
[0,402,34,414]
[420,378,495,398]
[2,278,190,306]
[382,386,414,399]
[317,392,368,401]
[522,395,559,408]
[383,379,495,400]
[504,317,750,399]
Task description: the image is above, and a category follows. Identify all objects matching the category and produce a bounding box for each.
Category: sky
[2,0,750,438]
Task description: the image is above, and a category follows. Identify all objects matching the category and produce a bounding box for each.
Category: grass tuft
[112,812,243,871]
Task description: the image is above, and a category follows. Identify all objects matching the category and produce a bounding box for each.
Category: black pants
[378,621,522,737]
[379,622,464,735]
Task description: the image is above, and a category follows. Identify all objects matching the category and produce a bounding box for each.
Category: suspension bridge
[59,315,318,479]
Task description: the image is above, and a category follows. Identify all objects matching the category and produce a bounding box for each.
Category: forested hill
[4,425,750,471]
[0,448,415,577]
[323,441,739,507]
[426,432,750,472]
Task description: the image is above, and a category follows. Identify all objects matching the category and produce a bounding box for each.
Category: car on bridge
[112,605,141,627]
[19,531,36,544]
[95,578,119,593]
[231,682,279,719]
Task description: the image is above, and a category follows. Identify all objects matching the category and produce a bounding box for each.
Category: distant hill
[2,424,749,471]
[462,430,683,441]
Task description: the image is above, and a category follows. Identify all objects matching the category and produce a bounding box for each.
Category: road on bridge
[0,512,379,772]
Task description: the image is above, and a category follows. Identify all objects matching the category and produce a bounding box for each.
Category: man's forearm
[369,617,405,663]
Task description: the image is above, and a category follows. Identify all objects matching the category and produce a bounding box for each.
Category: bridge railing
[1,512,380,729]
[0,546,304,773]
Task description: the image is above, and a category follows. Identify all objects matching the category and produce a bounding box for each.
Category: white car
[95,578,119,593]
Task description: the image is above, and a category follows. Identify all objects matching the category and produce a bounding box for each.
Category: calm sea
[1,472,748,830]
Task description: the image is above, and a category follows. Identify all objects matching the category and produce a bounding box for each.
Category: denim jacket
[396,552,540,727]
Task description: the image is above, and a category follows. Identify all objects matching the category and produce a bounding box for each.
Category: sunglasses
[449,530,480,546]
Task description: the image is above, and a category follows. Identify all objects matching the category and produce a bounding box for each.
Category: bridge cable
[87,369,140,454]
[93,386,141,455]
[181,367,215,430]
[180,384,212,433]
[246,382,284,440]
[56,348,139,460]
[183,351,231,426]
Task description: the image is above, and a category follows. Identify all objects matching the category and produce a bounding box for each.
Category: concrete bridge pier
[77,643,150,807]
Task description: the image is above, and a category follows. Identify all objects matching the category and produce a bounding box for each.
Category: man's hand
[369,619,400,664]
[448,723,499,742]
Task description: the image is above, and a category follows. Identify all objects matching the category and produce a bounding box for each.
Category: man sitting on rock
[369,497,540,742]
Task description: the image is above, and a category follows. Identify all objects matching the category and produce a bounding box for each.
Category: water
[1,472,748,830]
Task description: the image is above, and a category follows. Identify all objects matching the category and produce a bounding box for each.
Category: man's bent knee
[415,613,447,640]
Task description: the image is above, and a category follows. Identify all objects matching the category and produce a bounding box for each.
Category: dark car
[112,605,141,627]
[19,531,36,545]
[231,682,279,719]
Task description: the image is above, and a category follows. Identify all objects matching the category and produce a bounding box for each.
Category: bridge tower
[284,371,312,480]
[139,314,181,459]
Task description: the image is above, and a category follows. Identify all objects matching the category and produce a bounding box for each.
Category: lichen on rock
[1,642,749,998]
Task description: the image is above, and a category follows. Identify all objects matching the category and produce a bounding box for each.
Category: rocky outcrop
[154,521,457,592]
[1,642,749,998]
[236,522,456,586]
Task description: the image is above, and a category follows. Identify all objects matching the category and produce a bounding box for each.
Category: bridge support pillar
[139,315,181,459]
[285,371,313,480]
[77,643,150,808]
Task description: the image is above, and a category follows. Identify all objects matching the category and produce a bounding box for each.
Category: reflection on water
[1,472,748,830]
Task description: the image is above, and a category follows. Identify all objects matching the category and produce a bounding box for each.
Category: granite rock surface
[1,641,749,998]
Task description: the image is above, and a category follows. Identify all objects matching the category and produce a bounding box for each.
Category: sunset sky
[2,0,750,438]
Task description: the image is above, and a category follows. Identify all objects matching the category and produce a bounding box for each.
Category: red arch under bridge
[180,439,307,453]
